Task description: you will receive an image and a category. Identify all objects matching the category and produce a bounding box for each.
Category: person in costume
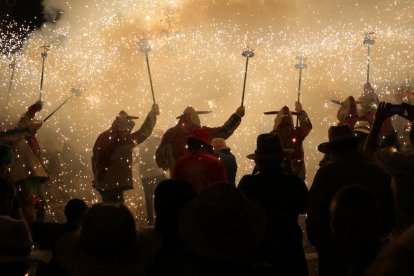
[156,105,244,172]
[10,100,49,225]
[172,128,227,194]
[268,102,312,180]
[92,104,159,203]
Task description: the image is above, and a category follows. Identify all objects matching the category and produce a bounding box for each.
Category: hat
[176,106,211,119]
[247,133,290,161]
[56,203,161,276]
[116,110,139,120]
[318,125,357,153]
[178,183,266,260]
[272,106,295,130]
[337,96,358,122]
[353,120,371,134]
[0,144,13,165]
[112,111,139,131]
[212,138,230,151]
[188,128,211,147]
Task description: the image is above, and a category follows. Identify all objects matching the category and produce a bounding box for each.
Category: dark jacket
[238,171,309,276]
[212,148,237,185]
[306,152,395,276]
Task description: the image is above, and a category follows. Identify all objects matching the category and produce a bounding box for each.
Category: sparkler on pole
[5,60,18,108]
[43,85,84,122]
[39,45,50,101]
[139,42,156,104]
[295,56,307,126]
[241,47,254,107]
[363,32,375,84]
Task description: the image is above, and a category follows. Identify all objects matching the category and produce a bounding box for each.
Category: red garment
[92,128,132,181]
[160,116,221,164]
[172,152,227,194]
[271,106,312,180]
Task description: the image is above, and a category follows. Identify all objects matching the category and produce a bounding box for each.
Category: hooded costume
[270,106,312,180]
[92,108,157,199]
[156,106,242,172]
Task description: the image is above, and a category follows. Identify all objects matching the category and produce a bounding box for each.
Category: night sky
[1,0,46,54]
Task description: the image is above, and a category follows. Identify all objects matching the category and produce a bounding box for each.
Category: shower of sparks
[1,0,414,223]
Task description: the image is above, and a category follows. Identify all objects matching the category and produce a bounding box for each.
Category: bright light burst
[1,0,414,223]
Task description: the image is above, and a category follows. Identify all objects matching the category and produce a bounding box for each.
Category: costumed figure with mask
[156,105,245,172]
[9,100,49,225]
[269,102,312,180]
[92,104,159,203]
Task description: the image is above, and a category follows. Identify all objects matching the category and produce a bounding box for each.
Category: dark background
[0,0,46,54]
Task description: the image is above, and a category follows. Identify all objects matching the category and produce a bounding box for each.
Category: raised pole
[241,48,254,107]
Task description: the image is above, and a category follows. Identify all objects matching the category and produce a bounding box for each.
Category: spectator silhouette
[162,182,267,275]
[307,125,395,276]
[146,179,196,276]
[33,198,88,275]
[238,133,309,276]
[56,203,161,276]
[330,184,384,276]
[364,102,414,234]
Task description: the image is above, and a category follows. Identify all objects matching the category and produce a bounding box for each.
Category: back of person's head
[178,182,266,261]
[154,179,196,232]
[64,198,88,225]
[330,184,381,246]
[186,128,212,153]
[80,203,136,258]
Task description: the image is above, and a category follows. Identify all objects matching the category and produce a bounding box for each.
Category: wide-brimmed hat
[178,183,266,260]
[247,133,291,161]
[116,110,139,120]
[176,106,211,119]
[318,125,357,153]
[56,203,161,276]
[353,120,371,134]
[188,127,212,147]
[212,138,230,151]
